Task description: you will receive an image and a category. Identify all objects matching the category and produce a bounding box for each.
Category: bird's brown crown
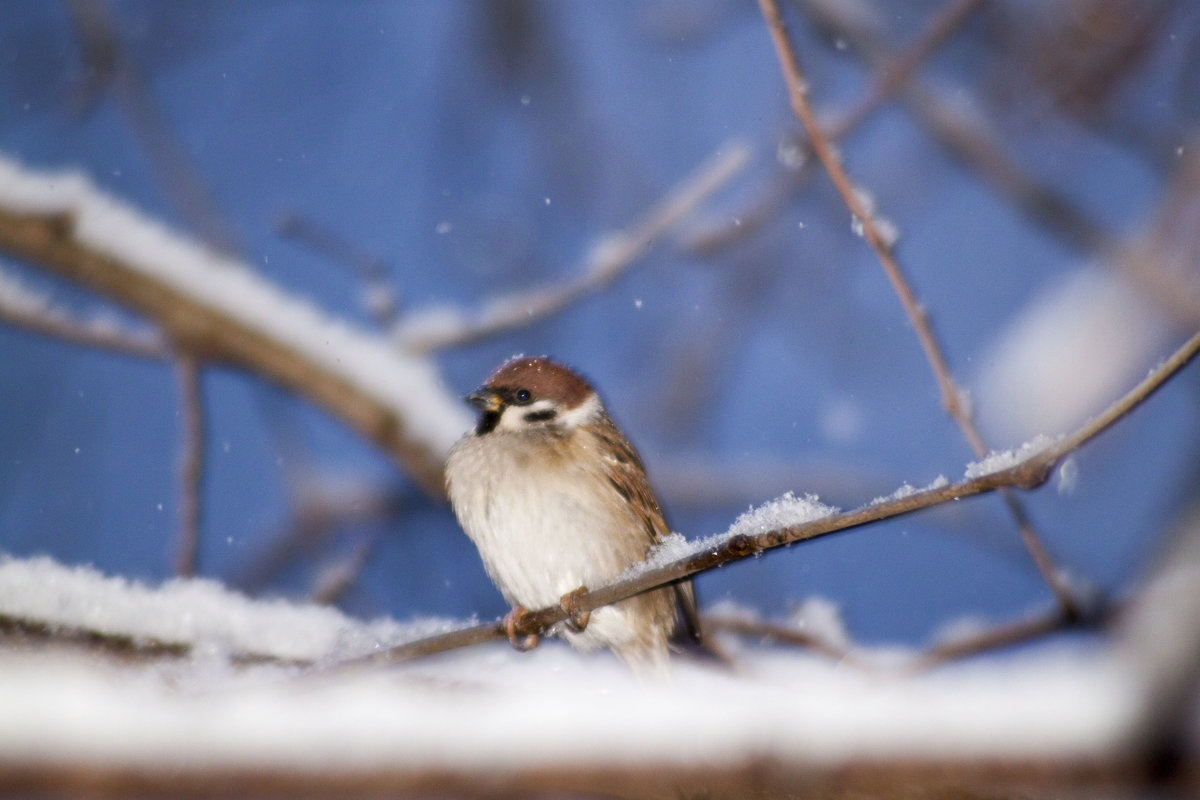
[486,356,594,409]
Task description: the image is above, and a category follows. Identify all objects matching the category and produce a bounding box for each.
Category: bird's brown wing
[593,415,704,645]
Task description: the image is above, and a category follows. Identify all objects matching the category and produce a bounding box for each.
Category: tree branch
[332,328,1200,668]
[0,155,469,498]
[393,140,752,351]
[758,0,1083,616]
[175,354,205,577]
[0,267,166,358]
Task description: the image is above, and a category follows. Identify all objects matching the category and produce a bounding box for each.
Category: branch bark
[758,0,1083,617]
[333,327,1200,668]
[0,157,467,497]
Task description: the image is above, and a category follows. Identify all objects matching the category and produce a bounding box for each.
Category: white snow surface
[870,475,949,506]
[0,554,1146,774]
[964,434,1057,480]
[0,154,471,458]
[0,555,447,662]
[623,493,841,582]
[727,491,839,536]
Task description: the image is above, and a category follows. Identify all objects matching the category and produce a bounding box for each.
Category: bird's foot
[560,586,591,633]
[502,607,540,652]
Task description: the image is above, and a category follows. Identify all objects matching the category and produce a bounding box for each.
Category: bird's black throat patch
[476,410,501,435]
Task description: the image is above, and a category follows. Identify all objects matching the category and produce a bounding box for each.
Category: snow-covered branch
[0,154,470,496]
[337,327,1200,666]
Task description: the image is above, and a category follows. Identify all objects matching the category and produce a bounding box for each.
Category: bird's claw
[503,607,540,652]
[560,586,590,633]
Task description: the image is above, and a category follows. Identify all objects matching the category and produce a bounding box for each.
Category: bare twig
[758,0,1081,616]
[66,0,242,255]
[235,483,404,593]
[329,328,1200,667]
[800,0,1113,257]
[394,140,752,351]
[702,612,868,667]
[276,211,398,325]
[174,355,205,576]
[824,0,986,138]
[685,0,984,255]
[914,605,1081,669]
[310,538,374,605]
[0,611,304,668]
[707,602,1086,673]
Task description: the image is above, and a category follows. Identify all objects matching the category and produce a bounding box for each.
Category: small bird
[445,356,701,674]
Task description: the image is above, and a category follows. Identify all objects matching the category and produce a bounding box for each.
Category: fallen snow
[0,154,472,459]
[0,555,455,663]
[964,435,1057,480]
[0,554,1146,778]
[727,491,839,536]
[621,493,841,583]
[870,475,949,506]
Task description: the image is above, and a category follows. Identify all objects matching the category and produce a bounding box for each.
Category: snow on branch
[393,139,752,351]
[340,327,1200,666]
[0,154,470,494]
[0,265,165,357]
[0,551,1164,799]
[1,328,1197,795]
[0,554,449,664]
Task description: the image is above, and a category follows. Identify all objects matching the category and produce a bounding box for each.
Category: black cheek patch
[476,411,501,435]
[523,409,558,424]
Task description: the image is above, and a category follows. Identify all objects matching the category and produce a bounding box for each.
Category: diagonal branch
[824,0,987,139]
[0,154,469,497]
[66,0,243,255]
[758,0,1082,616]
[394,140,752,351]
[331,328,1200,668]
[685,0,985,255]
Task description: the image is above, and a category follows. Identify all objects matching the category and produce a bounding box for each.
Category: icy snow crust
[624,492,840,581]
[0,555,448,662]
[0,155,471,458]
[964,435,1058,480]
[0,554,1139,774]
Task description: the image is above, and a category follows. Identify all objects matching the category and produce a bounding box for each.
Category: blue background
[1,1,1198,648]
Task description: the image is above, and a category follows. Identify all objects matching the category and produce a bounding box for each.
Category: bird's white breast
[445,428,650,644]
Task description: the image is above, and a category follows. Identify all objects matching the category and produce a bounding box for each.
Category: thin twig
[66,0,242,255]
[276,211,398,325]
[0,177,459,497]
[685,0,984,254]
[702,612,868,667]
[758,0,1081,617]
[394,140,752,351]
[326,328,1200,668]
[801,0,1112,257]
[0,270,166,358]
[175,354,205,577]
[310,537,374,605]
[825,0,986,139]
[913,605,1080,669]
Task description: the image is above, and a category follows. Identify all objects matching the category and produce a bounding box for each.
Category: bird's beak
[466,388,503,413]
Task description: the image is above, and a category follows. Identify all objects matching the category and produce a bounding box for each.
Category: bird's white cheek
[494,402,549,432]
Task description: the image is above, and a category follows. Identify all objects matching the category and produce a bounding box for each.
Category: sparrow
[444,356,701,674]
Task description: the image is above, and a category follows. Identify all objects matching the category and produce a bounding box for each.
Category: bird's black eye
[514,389,532,405]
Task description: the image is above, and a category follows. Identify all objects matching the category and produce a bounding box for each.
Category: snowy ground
[0,554,1160,798]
